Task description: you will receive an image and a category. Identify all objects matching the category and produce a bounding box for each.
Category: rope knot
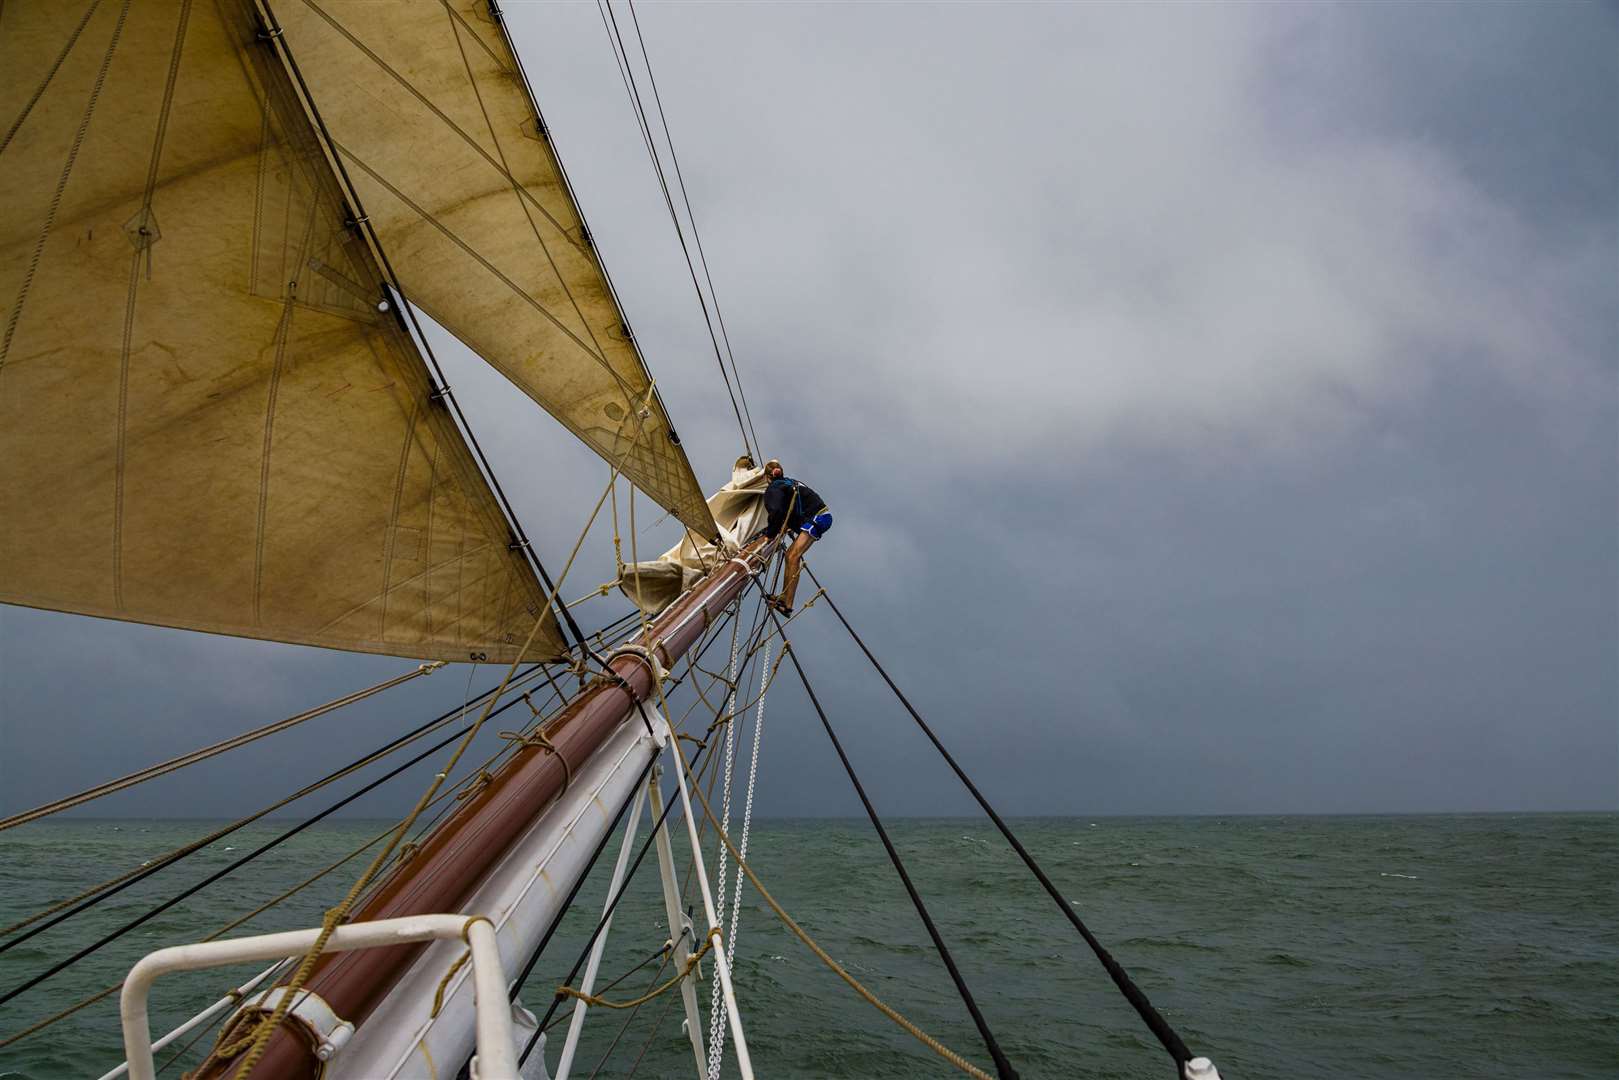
[453,770,494,802]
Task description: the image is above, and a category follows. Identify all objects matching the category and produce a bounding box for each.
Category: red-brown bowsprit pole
[201,540,770,1079]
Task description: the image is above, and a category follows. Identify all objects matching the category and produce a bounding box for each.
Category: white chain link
[707,632,770,1080]
[726,640,768,964]
[706,620,742,1080]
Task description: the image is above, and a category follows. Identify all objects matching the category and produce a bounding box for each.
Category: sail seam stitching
[299,0,602,286]
[378,397,422,642]
[253,196,322,625]
[331,140,638,402]
[443,1,618,374]
[0,0,104,157]
[0,0,131,378]
[115,0,195,610]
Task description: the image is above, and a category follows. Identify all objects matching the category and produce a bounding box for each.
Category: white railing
[118,914,517,1080]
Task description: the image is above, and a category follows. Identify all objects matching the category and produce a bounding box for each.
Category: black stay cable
[802,564,1197,1072]
[597,0,754,461]
[763,605,1019,1080]
[0,665,542,959]
[623,0,761,457]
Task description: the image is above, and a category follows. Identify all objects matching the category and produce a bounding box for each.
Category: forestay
[271,0,719,538]
[0,0,565,663]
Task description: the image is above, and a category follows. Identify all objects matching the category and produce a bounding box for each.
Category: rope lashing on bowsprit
[427,916,495,1019]
[556,927,722,1012]
[506,690,575,792]
[452,770,495,802]
[223,431,654,1080]
[802,565,1215,1079]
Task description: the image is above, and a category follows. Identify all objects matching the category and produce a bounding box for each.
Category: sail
[0,0,565,663]
[619,460,770,614]
[270,0,719,539]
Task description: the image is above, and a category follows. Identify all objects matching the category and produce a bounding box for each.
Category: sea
[0,814,1613,1079]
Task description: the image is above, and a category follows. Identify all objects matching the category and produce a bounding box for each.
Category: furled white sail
[270,0,719,539]
[0,0,565,662]
[618,461,769,614]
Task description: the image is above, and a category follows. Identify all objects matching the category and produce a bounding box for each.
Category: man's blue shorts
[795,511,833,541]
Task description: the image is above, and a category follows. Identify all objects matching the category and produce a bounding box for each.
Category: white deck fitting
[97,962,282,1080]
[118,915,516,1080]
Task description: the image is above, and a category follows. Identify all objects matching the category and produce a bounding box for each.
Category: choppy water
[1,814,1614,1078]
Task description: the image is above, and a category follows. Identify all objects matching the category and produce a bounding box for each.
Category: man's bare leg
[776,532,815,611]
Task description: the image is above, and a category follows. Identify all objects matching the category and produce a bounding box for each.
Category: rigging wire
[0,661,447,833]
[761,605,1019,1080]
[595,0,756,460]
[623,0,761,456]
[802,564,1200,1073]
[0,665,548,952]
[673,715,997,1080]
[0,705,503,1010]
[503,596,747,1010]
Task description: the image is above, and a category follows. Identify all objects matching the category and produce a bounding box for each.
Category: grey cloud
[1,2,1613,820]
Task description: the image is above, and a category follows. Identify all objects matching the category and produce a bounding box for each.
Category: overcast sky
[1,1,1614,821]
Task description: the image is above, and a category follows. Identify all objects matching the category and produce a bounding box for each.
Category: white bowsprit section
[117,915,516,1080]
[325,716,663,1079]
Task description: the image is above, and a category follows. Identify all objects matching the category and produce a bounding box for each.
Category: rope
[0,709,495,1012]
[0,665,546,947]
[803,564,1198,1070]
[557,927,721,1011]
[223,443,643,1080]
[674,738,996,1080]
[0,662,445,832]
[705,614,742,1075]
[0,0,104,156]
[763,606,1018,1079]
[622,0,762,457]
[595,0,754,460]
[708,637,770,1079]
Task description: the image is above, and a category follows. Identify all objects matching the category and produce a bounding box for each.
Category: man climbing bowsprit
[755,458,829,615]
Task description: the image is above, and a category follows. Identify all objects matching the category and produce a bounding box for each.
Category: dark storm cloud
[2,2,1613,819]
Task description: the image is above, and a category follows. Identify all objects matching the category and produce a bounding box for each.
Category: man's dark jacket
[761,477,826,539]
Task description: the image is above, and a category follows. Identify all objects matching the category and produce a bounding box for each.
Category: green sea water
[0,814,1614,1078]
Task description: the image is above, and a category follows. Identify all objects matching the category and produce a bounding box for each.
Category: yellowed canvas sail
[270,0,719,539]
[618,461,770,614]
[0,0,565,663]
